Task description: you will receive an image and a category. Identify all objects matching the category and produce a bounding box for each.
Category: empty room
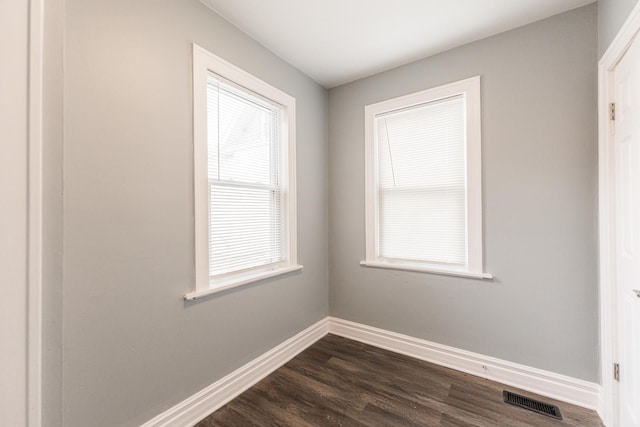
[3,0,640,426]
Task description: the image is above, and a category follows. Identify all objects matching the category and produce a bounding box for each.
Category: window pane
[378,187,465,265]
[207,76,281,186]
[377,95,465,190]
[209,185,284,276]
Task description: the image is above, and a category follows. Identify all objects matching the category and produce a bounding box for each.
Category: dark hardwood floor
[196,334,603,427]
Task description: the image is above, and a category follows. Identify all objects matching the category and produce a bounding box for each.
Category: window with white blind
[188,44,301,299]
[362,77,490,279]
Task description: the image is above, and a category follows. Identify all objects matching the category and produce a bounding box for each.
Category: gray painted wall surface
[328,5,599,382]
[598,0,639,57]
[62,0,328,425]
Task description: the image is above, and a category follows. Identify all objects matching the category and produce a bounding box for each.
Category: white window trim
[186,44,301,300]
[362,76,491,280]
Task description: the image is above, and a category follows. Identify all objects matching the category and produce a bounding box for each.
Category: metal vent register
[503,391,562,420]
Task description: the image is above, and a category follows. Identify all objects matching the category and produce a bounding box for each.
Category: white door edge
[598,3,640,426]
[28,0,44,425]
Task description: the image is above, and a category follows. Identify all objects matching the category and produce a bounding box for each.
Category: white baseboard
[141,318,329,427]
[597,386,609,427]
[328,317,600,411]
[143,316,601,426]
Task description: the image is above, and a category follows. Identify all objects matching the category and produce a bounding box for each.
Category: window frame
[362,76,491,280]
[187,44,301,300]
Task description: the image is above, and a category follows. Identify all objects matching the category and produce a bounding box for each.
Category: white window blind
[363,77,487,278]
[375,95,466,266]
[207,75,285,278]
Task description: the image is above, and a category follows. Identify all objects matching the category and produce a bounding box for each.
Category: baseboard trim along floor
[328,317,600,412]
[142,316,600,427]
[141,318,328,427]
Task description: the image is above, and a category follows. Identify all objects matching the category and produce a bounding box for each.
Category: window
[362,77,490,279]
[188,44,301,299]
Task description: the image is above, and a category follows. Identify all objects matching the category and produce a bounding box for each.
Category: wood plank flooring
[196,334,603,427]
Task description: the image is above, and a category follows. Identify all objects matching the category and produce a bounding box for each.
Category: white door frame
[0,0,42,425]
[28,0,44,425]
[598,3,640,426]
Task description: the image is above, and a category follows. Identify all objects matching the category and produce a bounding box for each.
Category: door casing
[598,3,640,426]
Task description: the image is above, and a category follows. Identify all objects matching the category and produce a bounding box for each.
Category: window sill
[184,264,303,300]
[360,261,493,280]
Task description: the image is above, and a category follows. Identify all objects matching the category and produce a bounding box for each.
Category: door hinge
[610,103,616,121]
[614,363,620,381]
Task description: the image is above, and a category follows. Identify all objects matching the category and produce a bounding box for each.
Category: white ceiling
[201,0,596,88]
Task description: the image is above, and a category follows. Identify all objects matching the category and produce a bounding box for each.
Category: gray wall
[598,0,639,57]
[60,0,328,425]
[328,4,599,382]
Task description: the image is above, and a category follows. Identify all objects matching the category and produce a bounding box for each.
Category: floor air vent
[503,391,562,420]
